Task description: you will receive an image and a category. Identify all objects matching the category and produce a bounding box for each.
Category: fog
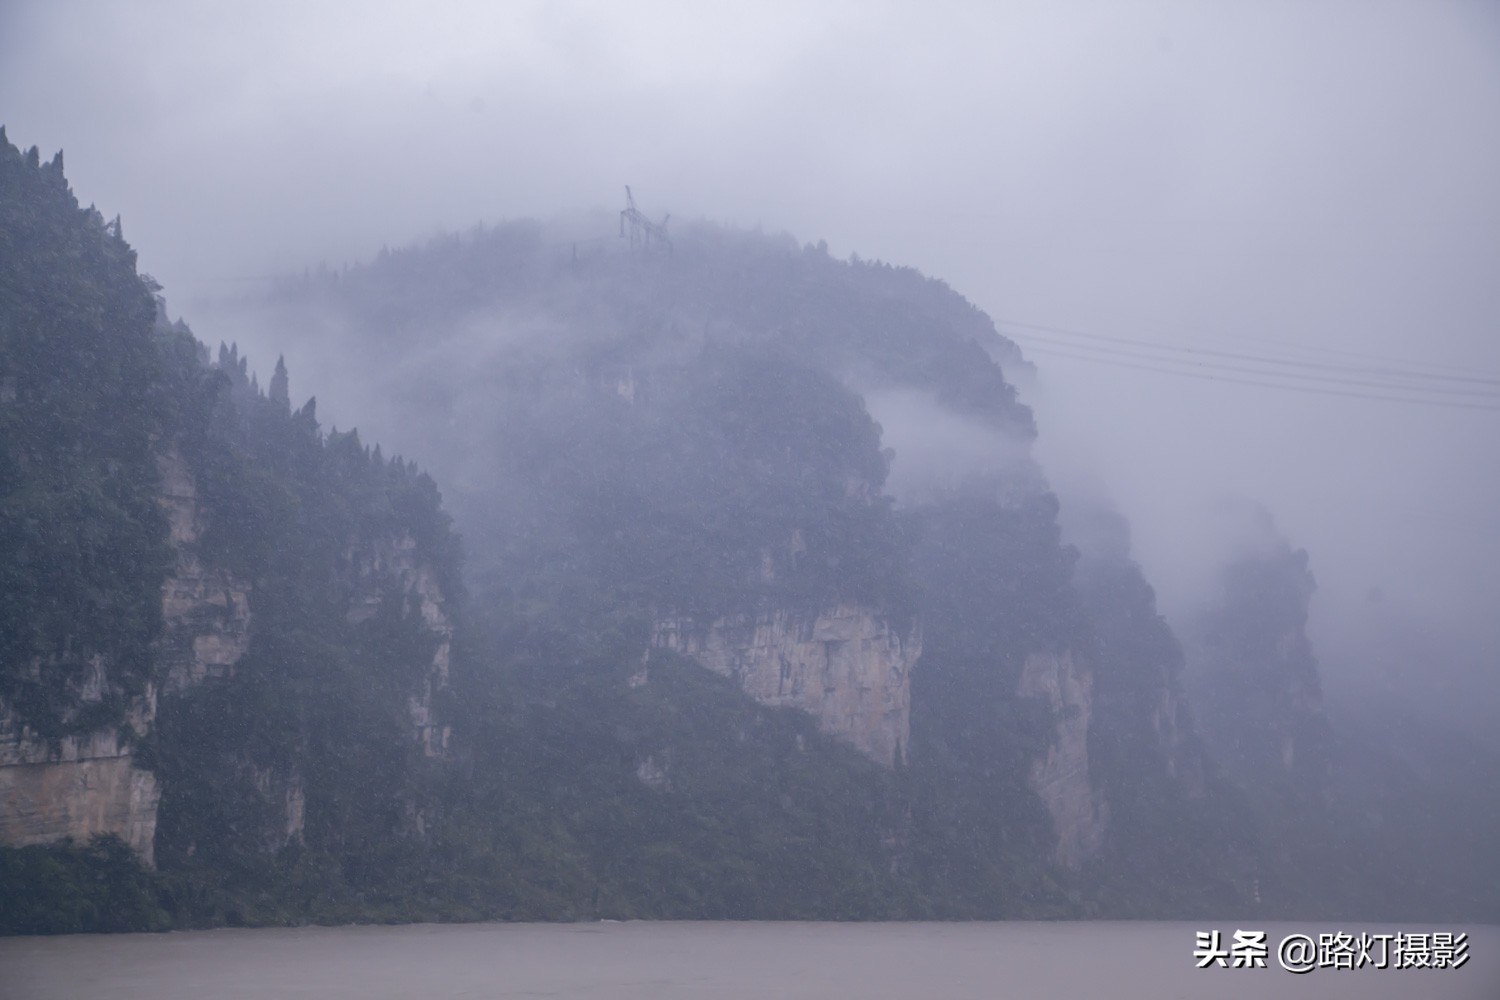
[4,0,1497,734]
[865,389,1038,506]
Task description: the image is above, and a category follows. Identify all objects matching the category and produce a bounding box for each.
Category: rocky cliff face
[156,448,252,694]
[1148,683,1206,795]
[1184,535,1330,805]
[1189,623,1327,788]
[349,531,454,758]
[652,605,920,767]
[0,675,160,863]
[0,448,456,863]
[0,449,241,865]
[1016,648,1108,870]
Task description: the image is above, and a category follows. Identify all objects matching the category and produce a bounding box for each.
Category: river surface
[2,920,1497,999]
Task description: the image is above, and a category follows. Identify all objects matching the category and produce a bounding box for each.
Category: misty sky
[4,0,1497,719]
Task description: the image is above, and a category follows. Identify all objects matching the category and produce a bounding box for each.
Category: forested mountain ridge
[6,134,1487,933]
[1182,509,1500,921]
[234,213,1261,914]
[0,131,462,930]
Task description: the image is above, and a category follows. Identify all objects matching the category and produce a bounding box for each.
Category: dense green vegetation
[237,216,1254,920]
[1188,537,1329,794]
[899,489,1081,912]
[444,609,923,921]
[0,131,462,931]
[0,130,173,737]
[151,368,460,923]
[482,343,910,623]
[0,836,170,934]
[1065,505,1261,916]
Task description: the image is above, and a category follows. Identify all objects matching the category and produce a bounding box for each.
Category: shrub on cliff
[0,836,170,934]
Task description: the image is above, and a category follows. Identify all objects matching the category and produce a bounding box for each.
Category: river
[3,920,1497,998]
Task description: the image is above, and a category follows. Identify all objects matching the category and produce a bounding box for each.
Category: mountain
[1,132,460,930]
[5,136,1489,932]
[1182,506,1500,920]
[227,216,1255,916]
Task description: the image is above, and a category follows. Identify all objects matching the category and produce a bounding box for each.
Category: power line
[1004,333,1500,400]
[1159,324,1485,377]
[994,317,1500,389]
[1016,343,1500,412]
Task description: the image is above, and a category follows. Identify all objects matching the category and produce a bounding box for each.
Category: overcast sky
[4,0,1498,718]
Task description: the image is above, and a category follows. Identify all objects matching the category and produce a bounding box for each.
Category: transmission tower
[619,186,672,255]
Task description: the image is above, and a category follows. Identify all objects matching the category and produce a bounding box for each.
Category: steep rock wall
[1149,683,1207,796]
[1,448,459,863]
[0,672,160,862]
[1017,648,1108,869]
[1186,618,1330,805]
[348,531,453,758]
[0,448,253,864]
[156,448,252,693]
[652,605,919,767]
[1182,533,1330,807]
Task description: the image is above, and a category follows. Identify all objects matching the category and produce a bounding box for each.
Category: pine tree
[270,355,290,410]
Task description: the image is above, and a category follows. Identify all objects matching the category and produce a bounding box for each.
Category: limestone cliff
[652,605,920,767]
[1016,648,1108,870]
[156,448,252,693]
[0,449,241,866]
[349,531,454,758]
[0,447,456,862]
[0,673,160,863]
